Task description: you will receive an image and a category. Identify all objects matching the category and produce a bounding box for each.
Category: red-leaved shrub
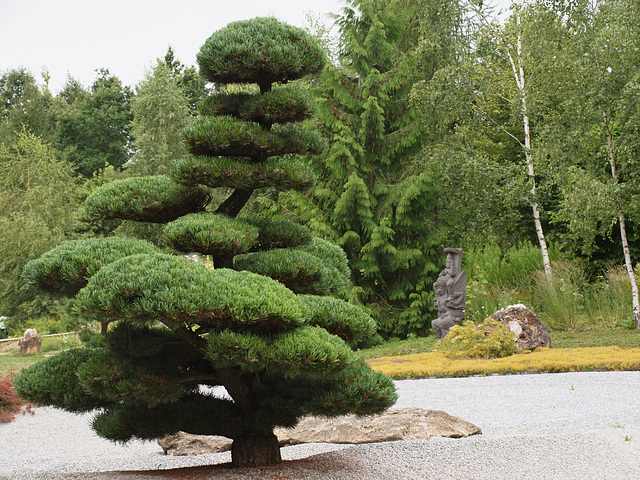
[0,373,35,423]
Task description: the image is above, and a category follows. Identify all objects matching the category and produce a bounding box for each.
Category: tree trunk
[216,188,254,218]
[603,111,640,328]
[231,432,282,468]
[511,6,553,283]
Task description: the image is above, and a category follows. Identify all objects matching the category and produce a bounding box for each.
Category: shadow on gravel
[63,456,362,480]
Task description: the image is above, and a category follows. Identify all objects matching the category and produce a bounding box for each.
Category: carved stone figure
[432,248,466,339]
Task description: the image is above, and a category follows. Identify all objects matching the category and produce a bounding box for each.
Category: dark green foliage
[0,68,54,144]
[204,329,268,372]
[197,17,325,91]
[234,239,350,295]
[85,175,210,223]
[200,88,312,126]
[300,0,447,337]
[245,218,312,250]
[77,349,186,407]
[55,70,133,177]
[165,212,260,256]
[74,253,305,333]
[183,117,323,158]
[234,249,327,294]
[298,237,351,289]
[172,156,315,191]
[22,237,160,296]
[91,394,240,442]
[299,295,377,345]
[13,348,104,412]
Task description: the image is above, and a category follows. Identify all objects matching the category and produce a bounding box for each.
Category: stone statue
[432,248,466,339]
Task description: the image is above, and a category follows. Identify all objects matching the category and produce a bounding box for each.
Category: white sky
[0,0,345,94]
[0,0,511,95]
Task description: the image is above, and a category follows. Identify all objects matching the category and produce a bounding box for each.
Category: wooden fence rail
[0,331,76,344]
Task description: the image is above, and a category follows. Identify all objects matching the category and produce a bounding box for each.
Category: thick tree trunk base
[231,433,282,468]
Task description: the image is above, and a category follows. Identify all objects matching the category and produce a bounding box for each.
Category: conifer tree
[306,0,446,336]
[14,18,396,468]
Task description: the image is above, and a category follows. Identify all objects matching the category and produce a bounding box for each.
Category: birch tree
[542,0,640,327]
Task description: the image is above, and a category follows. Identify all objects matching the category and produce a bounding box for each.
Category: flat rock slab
[158,407,482,455]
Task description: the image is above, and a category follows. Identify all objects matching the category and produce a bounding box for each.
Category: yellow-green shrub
[434,319,521,359]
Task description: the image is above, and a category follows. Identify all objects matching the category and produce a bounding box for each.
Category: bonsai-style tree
[14,18,397,468]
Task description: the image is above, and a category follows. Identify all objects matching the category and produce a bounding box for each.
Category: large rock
[18,329,42,354]
[158,407,482,455]
[490,304,551,350]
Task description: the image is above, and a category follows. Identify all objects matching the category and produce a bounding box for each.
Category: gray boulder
[490,304,551,350]
[158,407,481,455]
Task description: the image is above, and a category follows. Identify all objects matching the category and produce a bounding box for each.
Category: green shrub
[200,88,312,125]
[22,237,160,295]
[246,218,312,250]
[85,175,210,223]
[165,212,260,256]
[13,348,104,412]
[172,155,316,191]
[434,319,521,359]
[196,17,325,89]
[298,295,377,346]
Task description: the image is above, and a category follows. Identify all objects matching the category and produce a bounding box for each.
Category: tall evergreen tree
[15,18,396,468]
[303,0,448,337]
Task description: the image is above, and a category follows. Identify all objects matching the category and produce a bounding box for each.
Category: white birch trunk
[509,6,553,283]
[603,111,640,328]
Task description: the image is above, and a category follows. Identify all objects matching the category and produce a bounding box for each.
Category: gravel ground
[2,371,640,479]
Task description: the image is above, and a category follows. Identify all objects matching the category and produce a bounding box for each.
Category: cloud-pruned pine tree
[14,17,396,468]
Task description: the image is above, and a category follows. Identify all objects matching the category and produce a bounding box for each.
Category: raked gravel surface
[2,371,640,479]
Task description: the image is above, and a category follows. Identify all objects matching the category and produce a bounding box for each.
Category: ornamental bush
[434,318,522,359]
[15,17,396,469]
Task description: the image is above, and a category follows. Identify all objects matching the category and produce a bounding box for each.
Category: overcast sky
[0,0,346,94]
[1,0,510,95]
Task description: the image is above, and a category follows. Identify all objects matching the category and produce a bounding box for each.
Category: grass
[0,353,48,376]
[0,334,78,376]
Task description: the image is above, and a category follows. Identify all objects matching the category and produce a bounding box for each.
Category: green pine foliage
[197,17,325,91]
[22,237,160,296]
[183,117,323,158]
[85,175,210,223]
[165,213,260,256]
[14,17,396,468]
[245,218,313,249]
[172,155,316,191]
[299,295,377,346]
[200,88,312,126]
[234,248,327,294]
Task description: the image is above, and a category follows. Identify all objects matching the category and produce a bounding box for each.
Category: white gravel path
[2,371,640,479]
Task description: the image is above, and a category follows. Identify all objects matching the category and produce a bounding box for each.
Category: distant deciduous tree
[55,69,133,177]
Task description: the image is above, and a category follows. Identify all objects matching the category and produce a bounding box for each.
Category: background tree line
[1,0,639,337]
